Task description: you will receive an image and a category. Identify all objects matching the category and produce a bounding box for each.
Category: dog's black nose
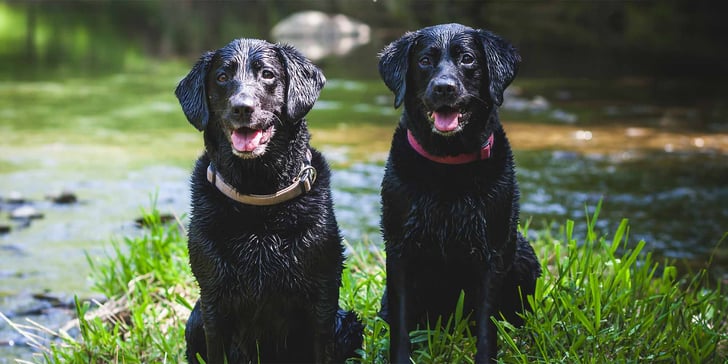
[231,95,255,119]
[432,78,458,98]
[232,105,254,117]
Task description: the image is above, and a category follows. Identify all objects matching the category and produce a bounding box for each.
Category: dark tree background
[3,0,727,80]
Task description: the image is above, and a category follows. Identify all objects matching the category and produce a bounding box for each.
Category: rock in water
[47,190,78,204]
[10,205,44,220]
[6,191,26,204]
[271,11,370,61]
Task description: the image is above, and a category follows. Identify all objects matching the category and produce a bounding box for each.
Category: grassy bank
[6,205,727,363]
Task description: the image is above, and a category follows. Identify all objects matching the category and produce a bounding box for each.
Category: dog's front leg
[312,323,335,364]
[313,281,337,363]
[474,269,498,364]
[203,329,225,364]
[200,302,229,364]
[387,254,411,364]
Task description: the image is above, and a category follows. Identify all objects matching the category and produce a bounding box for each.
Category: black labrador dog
[175,38,362,364]
[377,24,541,363]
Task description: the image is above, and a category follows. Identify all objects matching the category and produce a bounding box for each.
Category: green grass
[3,203,194,363]
[5,203,726,363]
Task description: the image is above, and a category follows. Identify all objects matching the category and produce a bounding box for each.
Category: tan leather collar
[206,150,317,206]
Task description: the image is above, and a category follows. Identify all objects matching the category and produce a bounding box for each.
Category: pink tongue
[231,128,263,152]
[433,111,459,132]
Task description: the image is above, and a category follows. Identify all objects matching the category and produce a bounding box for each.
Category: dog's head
[175,39,325,159]
[379,23,519,142]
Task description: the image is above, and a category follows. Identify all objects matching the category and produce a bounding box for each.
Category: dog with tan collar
[176,38,362,364]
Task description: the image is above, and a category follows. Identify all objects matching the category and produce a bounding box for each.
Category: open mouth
[427,106,464,133]
[230,126,274,155]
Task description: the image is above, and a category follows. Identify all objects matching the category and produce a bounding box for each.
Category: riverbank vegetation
[5,203,726,363]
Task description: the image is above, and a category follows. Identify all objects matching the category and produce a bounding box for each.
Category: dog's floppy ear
[378,31,418,109]
[476,29,521,106]
[175,51,214,131]
[275,44,326,121]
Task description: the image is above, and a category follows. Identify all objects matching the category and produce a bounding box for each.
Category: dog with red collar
[377,24,542,364]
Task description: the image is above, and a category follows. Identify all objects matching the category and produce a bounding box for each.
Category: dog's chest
[188,171,340,297]
[190,206,322,297]
[403,195,492,261]
[224,230,316,295]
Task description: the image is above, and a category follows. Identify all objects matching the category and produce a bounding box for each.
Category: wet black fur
[175,38,362,364]
[377,24,541,363]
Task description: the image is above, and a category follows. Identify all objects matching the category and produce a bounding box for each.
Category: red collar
[407,129,494,164]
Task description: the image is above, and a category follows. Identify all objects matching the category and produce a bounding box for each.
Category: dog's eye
[261,70,275,80]
[418,56,432,67]
[216,73,228,83]
[461,53,475,65]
